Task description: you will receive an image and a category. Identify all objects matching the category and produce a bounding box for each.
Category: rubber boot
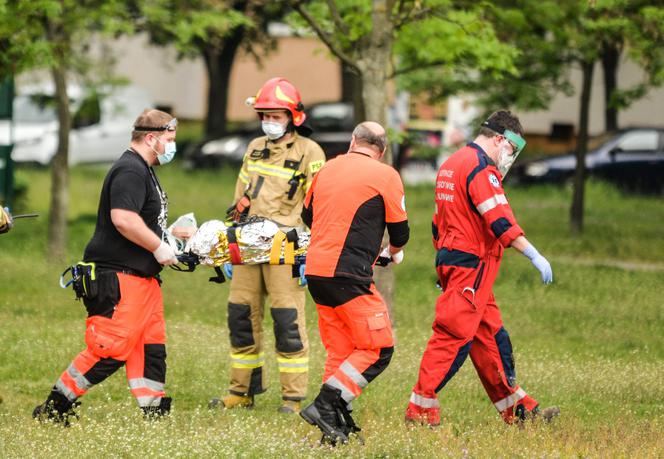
[32,390,80,427]
[142,396,172,419]
[300,384,349,445]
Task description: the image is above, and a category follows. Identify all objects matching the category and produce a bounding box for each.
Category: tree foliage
[136,0,282,138]
[0,0,138,258]
[289,1,518,153]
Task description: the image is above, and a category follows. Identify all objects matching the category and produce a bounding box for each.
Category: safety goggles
[481,120,526,155]
[134,117,178,132]
[503,129,526,155]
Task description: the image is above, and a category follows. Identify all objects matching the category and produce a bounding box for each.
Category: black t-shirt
[83,149,168,277]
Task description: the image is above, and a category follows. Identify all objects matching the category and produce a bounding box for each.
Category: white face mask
[262,121,287,140]
[497,144,519,177]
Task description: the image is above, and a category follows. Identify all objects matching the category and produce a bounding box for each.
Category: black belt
[99,268,158,280]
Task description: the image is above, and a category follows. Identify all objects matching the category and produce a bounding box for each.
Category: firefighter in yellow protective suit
[209,78,326,414]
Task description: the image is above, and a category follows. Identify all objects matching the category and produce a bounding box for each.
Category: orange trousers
[54,273,167,408]
[307,279,394,403]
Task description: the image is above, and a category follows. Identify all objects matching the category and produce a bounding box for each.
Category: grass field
[1,162,663,458]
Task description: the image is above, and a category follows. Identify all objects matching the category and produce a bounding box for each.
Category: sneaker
[278,400,301,414]
[32,391,80,427]
[209,393,254,410]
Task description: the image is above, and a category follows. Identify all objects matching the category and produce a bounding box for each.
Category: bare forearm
[510,235,531,254]
[110,209,161,252]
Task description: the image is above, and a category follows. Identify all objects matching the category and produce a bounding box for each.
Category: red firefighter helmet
[249,77,306,126]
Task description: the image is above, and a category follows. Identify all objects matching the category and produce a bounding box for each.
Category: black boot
[32,390,80,427]
[300,385,349,445]
[142,396,172,419]
[339,402,363,436]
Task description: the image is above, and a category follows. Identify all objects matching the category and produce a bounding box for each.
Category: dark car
[307,101,355,159]
[510,127,664,193]
[184,102,354,168]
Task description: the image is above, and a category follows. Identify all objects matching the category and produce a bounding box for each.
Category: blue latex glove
[223,263,233,280]
[298,264,307,286]
[523,245,553,284]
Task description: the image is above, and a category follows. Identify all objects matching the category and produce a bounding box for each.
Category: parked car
[510,127,664,193]
[1,84,153,165]
[307,101,355,159]
[184,102,354,168]
[396,119,447,185]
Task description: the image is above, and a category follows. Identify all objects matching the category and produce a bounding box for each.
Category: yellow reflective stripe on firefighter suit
[230,352,265,369]
[277,356,309,373]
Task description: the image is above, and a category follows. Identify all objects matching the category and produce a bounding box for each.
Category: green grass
[1,164,663,457]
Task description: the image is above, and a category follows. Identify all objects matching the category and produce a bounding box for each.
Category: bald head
[352,121,387,154]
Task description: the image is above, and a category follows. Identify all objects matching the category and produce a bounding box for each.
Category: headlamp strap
[134,126,168,132]
[134,118,178,132]
[482,120,505,134]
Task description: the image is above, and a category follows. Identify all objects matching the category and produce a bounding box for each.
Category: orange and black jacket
[302,152,409,284]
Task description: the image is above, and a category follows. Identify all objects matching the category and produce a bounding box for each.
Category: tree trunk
[47,61,71,260]
[202,25,245,139]
[359,0,393,162]
[601,42,620,132]
[341,62,365,123]
[570,59,594,234]
[364,0,396,320]
[341,62,357,103]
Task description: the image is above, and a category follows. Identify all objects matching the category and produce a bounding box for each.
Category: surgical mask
[262,121,287,140]
[497,144,518,177]
[155,139,177,165]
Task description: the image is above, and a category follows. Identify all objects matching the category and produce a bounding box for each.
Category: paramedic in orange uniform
[299,121,409,444]
[33,109,183,424]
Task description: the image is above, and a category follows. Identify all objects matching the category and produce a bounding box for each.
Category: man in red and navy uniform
[405,110,559,427]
